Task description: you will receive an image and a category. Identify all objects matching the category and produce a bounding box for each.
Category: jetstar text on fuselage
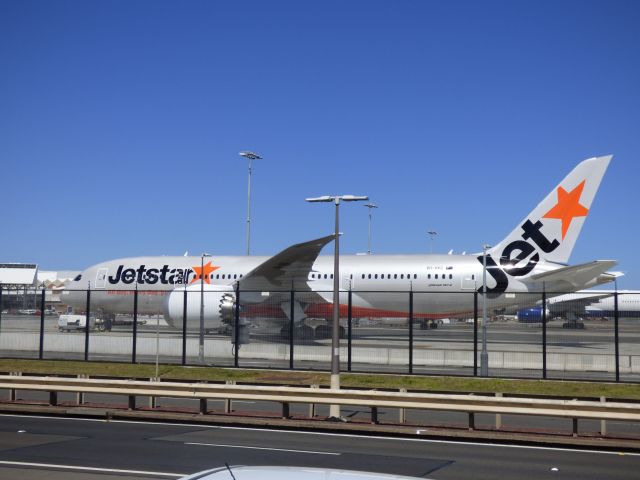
[108,265,193,285]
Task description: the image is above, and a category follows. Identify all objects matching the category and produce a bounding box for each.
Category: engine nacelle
[164,283,235,330]
[516,307,550,323]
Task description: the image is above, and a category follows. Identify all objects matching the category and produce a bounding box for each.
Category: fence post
[600,396,607,436]
[399,388,407,423]
[542,290,547,379]
[347,289,352,372]
[308,384,320,418]
[38,288,45,360]
[371,406,379,424]
[234,284,241,368]
[495,392,502,429]
[149,377,158,409]
[614,291,620,382]
[473,292,478,376]
[84,288,91,361]
[224,380,235,413]
[181,287,187,366]
[289,290,295,370]
[409,291,414,374]
[132,287,138,364]
[76,374,86,404]
[9,371,21,401]
[0,284,3,332]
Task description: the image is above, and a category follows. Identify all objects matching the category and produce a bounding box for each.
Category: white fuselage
[62,252,607,328]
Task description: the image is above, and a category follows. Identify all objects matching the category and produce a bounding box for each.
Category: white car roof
[180,466,430,480]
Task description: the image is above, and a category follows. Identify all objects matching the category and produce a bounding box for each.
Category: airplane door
[341,275,352,290]
[95,268,108,289]
[461,274,476,290]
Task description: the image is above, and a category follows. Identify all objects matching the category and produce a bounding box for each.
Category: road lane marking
[0,460,185,477]
[2,414,638,457]
[185,442,341,455]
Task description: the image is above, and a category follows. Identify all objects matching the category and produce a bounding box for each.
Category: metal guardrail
[1,374,639,435]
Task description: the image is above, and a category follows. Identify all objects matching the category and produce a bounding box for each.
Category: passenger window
[374,274,378,279]
[394,274,397,279]
[368,274,371,279]
[435,274,438,279]
[449,274,452,279]
[414,274,417,279]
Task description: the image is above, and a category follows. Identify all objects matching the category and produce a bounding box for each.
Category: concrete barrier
[1,332,637,375]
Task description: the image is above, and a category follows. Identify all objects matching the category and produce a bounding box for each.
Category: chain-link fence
[1,286,638,382]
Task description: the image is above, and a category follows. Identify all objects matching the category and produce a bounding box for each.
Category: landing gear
[314,324,346,339]
[419,320,439,330]
[297,325,315,340]
[562,313,585,329]
[315,324,331,339]
[562,321,585,329]
[280,323,316,340]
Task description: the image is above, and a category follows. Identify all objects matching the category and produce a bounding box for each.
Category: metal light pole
[364,203,377,255]
[239,151,262,256]
[199,253,211,364]
[427,231,438,253]
[306,194,368,419]
[481,243,491,376]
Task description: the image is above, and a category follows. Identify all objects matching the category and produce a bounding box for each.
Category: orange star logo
[190,261,220,284]
[543,180,589,240]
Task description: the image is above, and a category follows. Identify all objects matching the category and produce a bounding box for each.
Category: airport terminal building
[0,263,78,313]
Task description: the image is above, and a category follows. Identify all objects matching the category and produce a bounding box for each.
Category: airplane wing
[546,291,615,315]
[238,234,334,292]
[525,260,617,292]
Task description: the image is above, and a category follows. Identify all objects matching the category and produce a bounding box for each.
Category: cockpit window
[73,274,82,281]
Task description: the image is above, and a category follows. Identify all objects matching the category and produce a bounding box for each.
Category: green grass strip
[0,358,638,400]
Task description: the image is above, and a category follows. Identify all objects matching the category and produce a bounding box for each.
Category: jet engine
[515,307,550,323]
[164,283,236,331]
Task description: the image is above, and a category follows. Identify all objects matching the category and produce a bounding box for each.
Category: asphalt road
[0,414,638,480]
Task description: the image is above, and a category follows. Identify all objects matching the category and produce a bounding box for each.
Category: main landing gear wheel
[315,324,331,339]
[314,324,346,339]
[296,325,315,340]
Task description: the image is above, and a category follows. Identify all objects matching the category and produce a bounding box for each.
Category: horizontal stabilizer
[526,260,617,292]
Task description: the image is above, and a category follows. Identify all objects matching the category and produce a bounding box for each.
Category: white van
[57,314,108,332]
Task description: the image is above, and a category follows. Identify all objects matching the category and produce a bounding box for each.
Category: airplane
[62,154,617,341]
[515,289,640,328]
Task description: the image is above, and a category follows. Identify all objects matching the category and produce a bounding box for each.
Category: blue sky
[1,0,639,287]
